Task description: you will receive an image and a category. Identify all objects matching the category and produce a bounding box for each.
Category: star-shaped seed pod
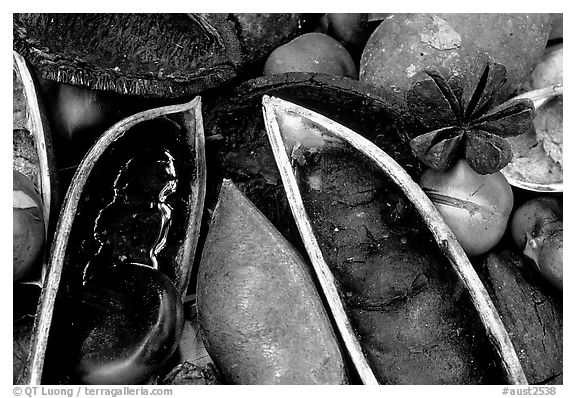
[406,54,535,175]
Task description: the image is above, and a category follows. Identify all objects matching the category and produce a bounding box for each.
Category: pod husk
[201,72,418,250]
[200,73,416,384]
[501,85,563,193]
[13,13,302,98]
[262,96,527,384]
[13,51,60,385]
[13,51,59,237]
[25,97,206,384]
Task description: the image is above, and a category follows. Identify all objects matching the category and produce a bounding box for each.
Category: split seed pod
[501,84,563,192]
[13,51,60,384]
[263,96,527,384]
[14,13,302,97]
[13,51,59,236]
[201,72,416,243]
[27,97,206,384]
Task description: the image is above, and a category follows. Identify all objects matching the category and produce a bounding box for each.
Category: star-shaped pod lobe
[407,55,535,175]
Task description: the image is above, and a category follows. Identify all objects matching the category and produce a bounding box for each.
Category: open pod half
[13,50,59,232]
[14,13,302,98]
[263,96,527,385]
[501,84,563,193]
[13,50,60,384]
[201,72,417,250]
[26,97,206,384]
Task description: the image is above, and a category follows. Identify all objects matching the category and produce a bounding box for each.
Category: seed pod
[201,72,416,242]
[13,51,59,385]
[28,97,206,384]
[197,180,348,384]
[262,96,527,384]
[14,13,303,97]
[501,86,563,192]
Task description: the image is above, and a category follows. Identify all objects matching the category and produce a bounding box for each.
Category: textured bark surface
[480,247,563,384]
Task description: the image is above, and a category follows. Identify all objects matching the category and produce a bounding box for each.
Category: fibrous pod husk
[196,180,348,384]
[263,96,527,384]
[13,13,303,98]
[28,97,206,384]
[13,51,60,385]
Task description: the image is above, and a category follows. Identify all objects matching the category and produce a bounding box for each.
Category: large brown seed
[196,180,348,385]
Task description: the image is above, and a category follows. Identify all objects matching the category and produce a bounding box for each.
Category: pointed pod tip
[262,95,292,114]
[219,178,236,194]
[210,179,244,230]
[261,95,277,120]
[262,94,285,108]
[214,179,254,221]
[188,95,202,112]
[209,177,300,261]
[217,178,238,201]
